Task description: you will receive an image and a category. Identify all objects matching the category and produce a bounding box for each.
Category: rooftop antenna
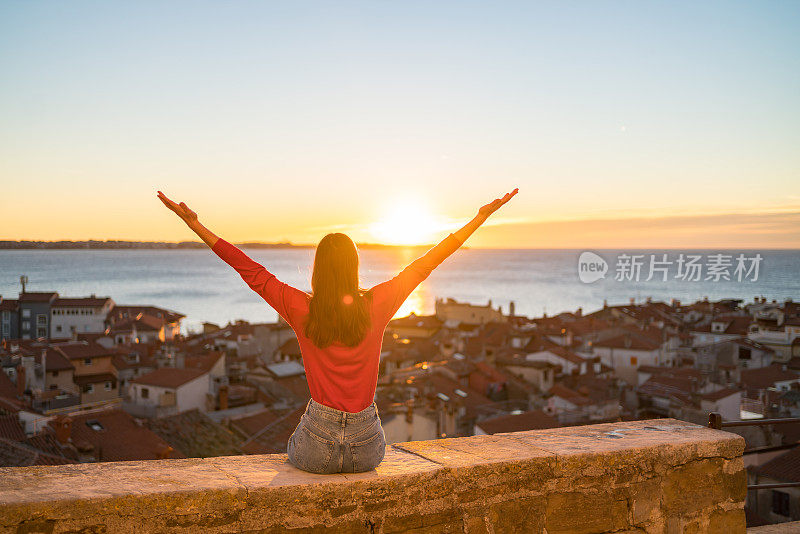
[20,275,28,294]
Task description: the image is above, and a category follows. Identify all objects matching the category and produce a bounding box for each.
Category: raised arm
[454,188,518,244]
[156,191,301,325]
[374,188,518,320]
[157,191,219,249]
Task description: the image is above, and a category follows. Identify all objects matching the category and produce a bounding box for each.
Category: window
[22,321,30,330]
[1,324,8,336]
[83,384,94,394]
[51,370,59,377]
[740,348,752,360]
[141,388,149,399]
[630,356,638,366]
[772,490,790,517]
[84,358,92,366]
[36,327,47,338]
[104,381,112,391]
[22,309,30,318]
[36,314,47,325]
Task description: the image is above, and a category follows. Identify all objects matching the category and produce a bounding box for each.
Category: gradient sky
[1,1,798,248]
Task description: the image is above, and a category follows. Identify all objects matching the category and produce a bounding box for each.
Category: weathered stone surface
[748,521,800,533]
[662,458,746,515]
[0,419,746,533]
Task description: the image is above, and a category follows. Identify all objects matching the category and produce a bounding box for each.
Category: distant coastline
[0,240,436,250]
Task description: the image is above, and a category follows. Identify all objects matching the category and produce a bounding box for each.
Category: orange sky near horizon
[1,2,798,249]
[2,189,799,248]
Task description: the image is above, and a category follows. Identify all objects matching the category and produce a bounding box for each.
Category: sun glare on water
[369,201,442,246]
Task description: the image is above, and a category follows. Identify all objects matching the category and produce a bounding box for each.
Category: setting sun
[369,201,443,246]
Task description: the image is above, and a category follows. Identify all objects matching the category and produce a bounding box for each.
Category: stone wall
[0,419,746,533]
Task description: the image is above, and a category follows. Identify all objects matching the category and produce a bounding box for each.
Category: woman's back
[211,233,464,413]
[157,187,518,471]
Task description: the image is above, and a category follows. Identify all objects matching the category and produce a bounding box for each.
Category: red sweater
[211,234,463,413]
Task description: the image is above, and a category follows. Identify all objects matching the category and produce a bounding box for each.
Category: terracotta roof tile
[184,351,224,373]
[477,410,560,435]
[0,414,25,441]
[241,405,305,454]
[109,314,164,332]
[53,342,115,361]
[109,305,185,323]
[52,297,112,308]
[0,437,77,467]
[131,368,206,389]
[230,409,281,437]
[0,371,18,399]
[36,348,74,371]
[146,409,243,458]
[594,331,662,351]
[548,384,591,405]
[701,388,742,401]
[65,409,185,461]
[18,292,58,303]
[741,364,800,391]
[756,446,800,483]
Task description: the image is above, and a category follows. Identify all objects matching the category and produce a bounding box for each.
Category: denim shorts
[287,398,386,474]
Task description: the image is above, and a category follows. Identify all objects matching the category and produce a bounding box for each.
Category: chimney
[52,415,73,444]
[576,307,583,317]
[219,385,229,411]
[603,299,608,309]
[70,328,78,342]
[509,301,515,317]
[630,297,635,306]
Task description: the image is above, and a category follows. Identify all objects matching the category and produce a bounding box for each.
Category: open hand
[157,191,198,224]
[478,188,519,219]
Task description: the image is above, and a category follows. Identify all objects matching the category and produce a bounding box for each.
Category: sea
[1,248,798,334]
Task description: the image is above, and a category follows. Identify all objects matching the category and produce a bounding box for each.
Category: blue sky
[1,1,798,247]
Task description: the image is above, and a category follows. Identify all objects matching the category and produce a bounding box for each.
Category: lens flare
[369,201,443,246]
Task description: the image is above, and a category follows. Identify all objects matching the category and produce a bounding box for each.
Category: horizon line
[1,239,799,251]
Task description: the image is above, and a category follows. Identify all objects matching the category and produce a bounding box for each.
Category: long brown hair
[304,233,372,348]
